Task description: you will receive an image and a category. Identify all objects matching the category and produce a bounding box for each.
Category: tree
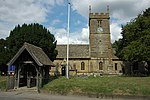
[0,39,9,65]
[0,23,57,67]
[113,8,150,74]
[0,39,10,75]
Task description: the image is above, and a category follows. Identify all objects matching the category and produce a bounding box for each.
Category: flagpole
[66,0,70,79]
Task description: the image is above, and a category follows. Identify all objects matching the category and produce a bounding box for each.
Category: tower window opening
[98,20,102,27]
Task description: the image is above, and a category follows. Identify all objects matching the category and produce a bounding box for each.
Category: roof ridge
[7,42,54,66]
[57,44,89,46]
[24,42,42,50]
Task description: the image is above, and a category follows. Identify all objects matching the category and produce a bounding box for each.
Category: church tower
[89,6,113,67]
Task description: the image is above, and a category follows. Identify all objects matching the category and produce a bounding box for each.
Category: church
[51,6,122,76]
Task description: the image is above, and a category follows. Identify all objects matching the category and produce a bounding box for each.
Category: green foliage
[113,8,150,62]
[42,76,150,96]
[0,76,6,91]
[0,23,57,66]
[0,39,10,65]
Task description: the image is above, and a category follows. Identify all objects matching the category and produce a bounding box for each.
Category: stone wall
[50,59,122,76]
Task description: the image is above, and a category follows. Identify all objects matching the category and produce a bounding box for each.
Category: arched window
[115,63,118,70]
[81,62,85,70]
[99,62,103,70]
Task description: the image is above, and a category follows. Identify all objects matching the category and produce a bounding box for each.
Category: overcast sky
[0,0,150,44]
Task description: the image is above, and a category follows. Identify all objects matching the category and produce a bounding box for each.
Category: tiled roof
[7,42,54,66]
[56,44,90,58]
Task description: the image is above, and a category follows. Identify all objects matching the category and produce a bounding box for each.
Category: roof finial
[89,5,91,13]
[107,5,109,13]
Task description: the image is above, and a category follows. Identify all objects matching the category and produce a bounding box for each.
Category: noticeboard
[9,65,15,72]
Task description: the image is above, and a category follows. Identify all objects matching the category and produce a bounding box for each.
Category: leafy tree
[113,8,150,74]
[0,23,57,67]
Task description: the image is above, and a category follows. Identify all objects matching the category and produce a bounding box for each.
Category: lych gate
[7,42,54,91]
[18,62,37,88]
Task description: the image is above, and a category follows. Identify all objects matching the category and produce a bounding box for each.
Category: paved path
[0,92,106,100]
[0,91,149,100]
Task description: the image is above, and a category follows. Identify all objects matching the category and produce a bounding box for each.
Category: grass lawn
[42,76,150,96]
[0,76,7,91]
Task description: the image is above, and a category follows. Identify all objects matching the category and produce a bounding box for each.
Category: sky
[0,0,150,44]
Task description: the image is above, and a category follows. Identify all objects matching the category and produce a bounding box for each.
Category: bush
[0,76,6,91]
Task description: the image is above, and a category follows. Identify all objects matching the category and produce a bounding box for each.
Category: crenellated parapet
[89,12,109,19]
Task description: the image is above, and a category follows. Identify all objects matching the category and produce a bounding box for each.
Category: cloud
[71,0,150,42]
[48,26,67,44]
[72,0,150,20]
[48,26,89,44]
[0,0,48,24]
[110,23,122,43]
[69,26,89,44]
[0,0,65,39]
[1,0,150,45]
[0,23,13,39]
[80,27,89,43]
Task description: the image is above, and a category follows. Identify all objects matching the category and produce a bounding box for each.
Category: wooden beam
[14,65,17,89]
[17,64,23,88]
[23,61,33,64]
[39,67,42,88]
[36,70,39,92]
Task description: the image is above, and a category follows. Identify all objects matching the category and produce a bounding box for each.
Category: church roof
[56,44,90,59]
[7,42,54,66]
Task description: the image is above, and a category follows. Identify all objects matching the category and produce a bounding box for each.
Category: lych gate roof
[7,42,54,66]
[56,44,90,59]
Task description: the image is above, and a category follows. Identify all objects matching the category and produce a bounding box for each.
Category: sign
[9,65,15,72]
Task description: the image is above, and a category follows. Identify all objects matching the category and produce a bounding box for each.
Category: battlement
[89,12,109,19]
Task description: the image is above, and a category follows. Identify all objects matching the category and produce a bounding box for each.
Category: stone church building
[51,7,122,76]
